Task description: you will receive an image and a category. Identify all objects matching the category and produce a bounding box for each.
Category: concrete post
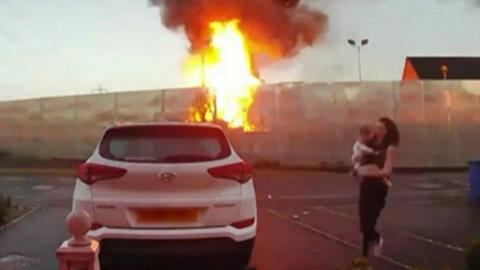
[56,210,100,270]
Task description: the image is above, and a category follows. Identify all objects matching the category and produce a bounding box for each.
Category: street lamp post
[348,39,369,81]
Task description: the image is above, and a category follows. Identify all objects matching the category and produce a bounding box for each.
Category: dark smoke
[150,0,328,58]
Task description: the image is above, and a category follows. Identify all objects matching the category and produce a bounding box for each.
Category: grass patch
[336,257,372,270]
[337,257,457,270]
[0,194,30,227]
[0,205,30,227]
[466,238,480,270]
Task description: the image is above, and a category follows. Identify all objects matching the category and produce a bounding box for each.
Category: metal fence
[0,81,479,168]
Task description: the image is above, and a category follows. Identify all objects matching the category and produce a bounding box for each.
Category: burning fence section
[150,0,328,131]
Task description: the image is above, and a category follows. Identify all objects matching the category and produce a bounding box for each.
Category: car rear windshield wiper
[123,157,163,162]
[163,155,214,162]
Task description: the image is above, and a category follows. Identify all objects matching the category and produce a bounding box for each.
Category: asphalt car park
[0,170,477,270]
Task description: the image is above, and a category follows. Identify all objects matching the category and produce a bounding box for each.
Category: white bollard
[56,210,100,270]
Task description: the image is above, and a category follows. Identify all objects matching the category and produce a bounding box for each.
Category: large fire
[186,20,261,131]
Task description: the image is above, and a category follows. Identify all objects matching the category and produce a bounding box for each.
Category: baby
[351,125,392,187]
[351,125,376,177]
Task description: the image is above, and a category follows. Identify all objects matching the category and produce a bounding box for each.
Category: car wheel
[234,246,253,269]
[99,255,116,270]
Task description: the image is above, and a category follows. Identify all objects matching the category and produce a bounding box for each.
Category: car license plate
[134,208,198,223]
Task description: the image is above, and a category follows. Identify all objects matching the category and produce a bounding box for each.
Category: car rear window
[99,125,231,163]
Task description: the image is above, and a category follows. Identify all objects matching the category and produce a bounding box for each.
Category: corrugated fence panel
[0,81,479,168]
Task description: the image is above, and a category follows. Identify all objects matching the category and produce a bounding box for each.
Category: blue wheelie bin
[468,160,480,202]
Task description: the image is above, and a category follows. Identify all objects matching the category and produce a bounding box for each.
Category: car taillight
[208,161,253,184]
[76,163,127,185]
[231,217,255,229]
[91,222,103,230]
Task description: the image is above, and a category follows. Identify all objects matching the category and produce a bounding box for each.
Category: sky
[0,0,480,100]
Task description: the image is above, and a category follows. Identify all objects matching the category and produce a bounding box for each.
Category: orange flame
[185,20,261,131]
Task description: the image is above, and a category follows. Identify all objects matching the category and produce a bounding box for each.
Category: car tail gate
[88,125,245,229]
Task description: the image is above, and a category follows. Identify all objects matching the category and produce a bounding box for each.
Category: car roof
[106,122,224,131]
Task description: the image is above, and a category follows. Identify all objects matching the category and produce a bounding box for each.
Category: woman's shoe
[373,238,384,257]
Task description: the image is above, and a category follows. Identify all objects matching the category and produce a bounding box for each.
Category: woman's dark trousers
[359,179,388,256]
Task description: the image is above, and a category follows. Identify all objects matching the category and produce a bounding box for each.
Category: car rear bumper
[87,222,256,243]
[98,237,254,269]
[100,237,254,257]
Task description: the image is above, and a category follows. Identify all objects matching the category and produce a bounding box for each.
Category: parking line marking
[315,206,465,253]
[407,199,447,205]
[32,185,54,191]
[0,207,39,232]
[274,188,467,201]
[267,208,413,270]
[275,194,356,200]
[444,179,468,187]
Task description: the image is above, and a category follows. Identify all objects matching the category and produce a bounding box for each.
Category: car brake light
[76,163,127,185]
[231,217,255,229]
[207,161,253,183]
[91,222,103,230]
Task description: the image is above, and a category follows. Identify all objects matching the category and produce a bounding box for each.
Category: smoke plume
[150,0,328,59]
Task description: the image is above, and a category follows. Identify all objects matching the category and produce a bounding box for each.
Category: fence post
[391,81,398,121]
[56,210,100,270]
[113,93,118,124]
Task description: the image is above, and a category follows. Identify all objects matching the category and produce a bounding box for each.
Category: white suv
[72,123,256,269]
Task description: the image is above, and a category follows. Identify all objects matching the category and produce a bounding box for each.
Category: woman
[356,117,400,257]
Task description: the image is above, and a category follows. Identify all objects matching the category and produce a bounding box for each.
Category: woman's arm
[358,146,398,177]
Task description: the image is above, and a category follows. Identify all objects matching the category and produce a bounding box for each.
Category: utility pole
[440,64,448,80]
[200,48,217,121]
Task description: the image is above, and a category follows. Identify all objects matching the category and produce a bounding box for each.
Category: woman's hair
[378,117,400,147]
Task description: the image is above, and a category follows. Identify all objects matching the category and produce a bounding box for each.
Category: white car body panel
[87,218,256,242]
[72,123,257,244]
